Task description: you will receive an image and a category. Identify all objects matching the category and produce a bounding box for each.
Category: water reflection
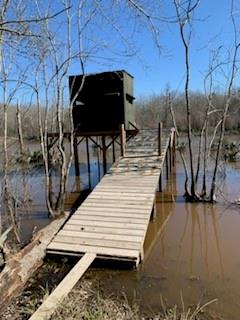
[0,140,115,243]
[95,163,240,320]
[143,167,177,266]
[2,140,240,318]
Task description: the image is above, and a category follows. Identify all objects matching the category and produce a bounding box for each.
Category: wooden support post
[151,198,157,220]
[86,137,91,189]
[158,173,162,192]
[169,145,172,173]
[158,122,162,156]
[158,122,163,191]
[120,124,126,157]
[172,129,176,167]
[29,253,96,320]
[75,176,81,193]
[96,136,101,181]
[112,137,116,163]
[73,136,80,177]
[102,135,107,175]
[166,148,169,180]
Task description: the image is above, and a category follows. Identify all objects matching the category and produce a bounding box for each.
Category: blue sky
[67,0,240,98]
[3,0,240,104]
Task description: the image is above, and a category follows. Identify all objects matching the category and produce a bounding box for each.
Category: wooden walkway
[47,129,175,266]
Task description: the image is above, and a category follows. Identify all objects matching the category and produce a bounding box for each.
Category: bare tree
[210,0,240,201]
[173,0,200,200]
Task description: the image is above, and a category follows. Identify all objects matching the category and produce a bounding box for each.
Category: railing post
[112,135,116,163]
[151,197,157,220]
[172,128,176,167]
[102,135,107,174]
[73,136,80,177]
[158,122,163,191]
[120,124,126,157]
[166,147,169,180]
[169,144,172,173]
[86,137,91,189]
[158,122,162,156]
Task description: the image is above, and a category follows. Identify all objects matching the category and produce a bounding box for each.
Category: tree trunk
[0,212,69,312]
[16,102,24,155]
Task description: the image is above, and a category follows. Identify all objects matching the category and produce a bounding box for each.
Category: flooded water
[2,136,240,319]
[94,161,240,319]
[0,140,116,243]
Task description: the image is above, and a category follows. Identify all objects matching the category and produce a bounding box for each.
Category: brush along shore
[0,257,220,320]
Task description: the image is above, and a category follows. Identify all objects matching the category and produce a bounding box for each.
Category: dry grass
[0,260,220,320]
[50,278,218,320]
[51,279,140,320]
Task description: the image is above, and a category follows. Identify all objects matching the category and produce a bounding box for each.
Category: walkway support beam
[29,253,96,320]
[120,124,126,157]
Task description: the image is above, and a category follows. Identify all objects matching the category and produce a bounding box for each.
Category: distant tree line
[136,90,240,132]
[1,90,240,140]
[0,104,70,140]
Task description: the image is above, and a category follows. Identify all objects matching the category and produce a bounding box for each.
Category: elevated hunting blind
[69,70,136,133]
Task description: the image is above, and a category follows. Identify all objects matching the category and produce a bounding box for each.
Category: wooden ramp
[47,129,173,266]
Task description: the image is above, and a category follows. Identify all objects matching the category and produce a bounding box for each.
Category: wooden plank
[97,184,157,188]
[107,172,160,177]
[94,181,155,186]
[47,242,139,259]
[79,202,153,210]
[98,181,157,186]
[77,204,151,213]
[109,168,160,173]
[98,180,158,186]
[84,194,155,201]
[94,188,156,194]
[103,175,159,180]
[109,168,160,172]
[118,159,161,164]
[92,190,154,196]
[110,171,160,176]
[71,215,149,224]
[66,219,146,230]
[77,204,153,212]
[63,224,144,236]
[87,194,153,200]
[29,253,96,320]
[112,162,161,167]
[78,202,149,215]
[94,183,157,189]
[74,210,149,219]
[105,178,157,184]
[109,170,161,174]
[82,200,154,206]
[58,230,142,242]
[47,250,137,263]
[52,235,140,250]
[89,191,154,197]
[93,187,154,192]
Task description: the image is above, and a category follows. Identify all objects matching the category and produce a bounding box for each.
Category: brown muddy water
[2,138,240,319]
[95,161,240,320]
[0,140,114,243]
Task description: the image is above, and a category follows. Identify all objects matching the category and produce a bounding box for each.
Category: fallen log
[0,212,69,312]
